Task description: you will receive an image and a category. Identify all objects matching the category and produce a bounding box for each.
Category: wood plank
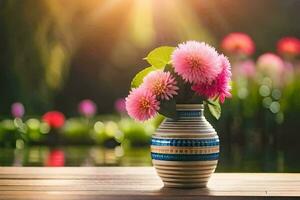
[0,167,299,199]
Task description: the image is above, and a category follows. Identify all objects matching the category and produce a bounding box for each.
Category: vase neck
[176,104,204,119]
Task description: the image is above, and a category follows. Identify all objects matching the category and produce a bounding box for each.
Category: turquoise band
[151,138,219,147]
[177,110,202,118]
[151,152,219,161]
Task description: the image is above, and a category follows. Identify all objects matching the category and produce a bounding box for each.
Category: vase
[151,104,219,188]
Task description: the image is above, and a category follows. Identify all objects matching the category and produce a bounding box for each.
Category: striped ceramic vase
[151,104,219,188]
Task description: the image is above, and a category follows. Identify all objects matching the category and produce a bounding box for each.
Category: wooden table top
[0,167,299,200]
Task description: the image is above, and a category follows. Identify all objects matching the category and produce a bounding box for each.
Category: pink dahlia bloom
[78,99,97,117]
[171,41,222,84]
[221,32,255,56]
[192,55,232,103]
[277,37,300,57]
[257,53,285,82]
[125,88,159,121]
[143,71,178,100]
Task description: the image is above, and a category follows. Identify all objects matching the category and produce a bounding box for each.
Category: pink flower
[114,98,127,113]
[78,99,97,117]
[192,55,232,103]
[257,53,285,82]
[221,32,255,56]
[11,102,25,118]
[282,61,294,84]
[125,88,159,121]
[142,71,178,100]
[233,60,256,79]
[171,41,222,84]
[277,37,300,57]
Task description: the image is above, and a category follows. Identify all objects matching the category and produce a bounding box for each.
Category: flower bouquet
[125,41,232,188]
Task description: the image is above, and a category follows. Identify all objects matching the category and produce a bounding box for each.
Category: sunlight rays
[107,0,216,67]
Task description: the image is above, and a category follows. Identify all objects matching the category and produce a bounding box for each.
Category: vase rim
[176,104,204,110]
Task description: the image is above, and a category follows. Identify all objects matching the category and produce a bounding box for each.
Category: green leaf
[163,64,173,72]
[158,99,177,119]
[131,66,155,88]
[206,99,221,120]
[145,46,175,69]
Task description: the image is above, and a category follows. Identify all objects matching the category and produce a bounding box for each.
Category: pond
[0,144,299,172]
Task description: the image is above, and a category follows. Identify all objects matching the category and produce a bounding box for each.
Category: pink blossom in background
[282,61,295,84]
[172,41,222,84]
[257,53,285,85]
[277,37,300,57]
[221,32,255,56]
[142,71,178,100]
[11,102,25,118]
[294,61,300,74]
[192,55,232,103]
[114,98,126,113]
[283,61,294,75]
[233,60,256,79]
[78,99,97,117]
[125,87,159,121]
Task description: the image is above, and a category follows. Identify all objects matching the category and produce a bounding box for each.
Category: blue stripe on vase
[151,152,219,161]
[151,138,219,147]
[177,111,202,118]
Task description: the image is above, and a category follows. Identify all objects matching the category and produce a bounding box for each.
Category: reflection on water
[0,145,299,172]
[46,150,65,166]
[0,146,152,167]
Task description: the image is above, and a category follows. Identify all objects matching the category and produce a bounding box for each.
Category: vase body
[151,104,219,188]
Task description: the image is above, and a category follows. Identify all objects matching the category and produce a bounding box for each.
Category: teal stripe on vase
[151,138,219,147]
[151,152,219,161]
[151,104,219,188]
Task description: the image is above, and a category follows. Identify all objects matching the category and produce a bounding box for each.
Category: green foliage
[0,0,73,114]
[206,99,221,120]
[130,48,190,120]
[61,118,93,144]
[145,46,175,69]
[131,66,156,88]
[131,46,175,89]
[25,119,48,143]
[118,118,153,147]
[0,119,28,147]
[92,120,121,146]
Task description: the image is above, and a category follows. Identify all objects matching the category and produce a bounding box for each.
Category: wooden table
[0,167,299,199]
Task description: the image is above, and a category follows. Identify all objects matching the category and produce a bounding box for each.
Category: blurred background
[0,0,300,171]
